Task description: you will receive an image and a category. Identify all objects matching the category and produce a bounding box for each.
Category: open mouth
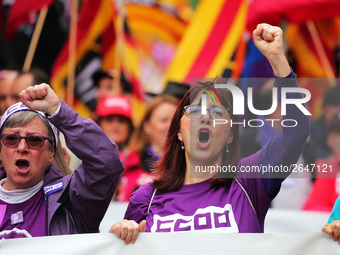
[15,159,30,174]
[197,128,211,149]
[199,130,210,143]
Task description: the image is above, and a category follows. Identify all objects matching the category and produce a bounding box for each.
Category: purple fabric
[124,70,310,233]
[0,190,47,239]
[261,71,311,196]
[259,115,278,148]
[125,151,270,233]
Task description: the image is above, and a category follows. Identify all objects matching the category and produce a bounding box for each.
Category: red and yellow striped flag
[51,0,113,117]
[164,0,249,84]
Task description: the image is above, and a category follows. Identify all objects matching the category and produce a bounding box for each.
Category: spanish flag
[51,0,113,117]
[125,3,189,46]
[101,3,189,96]
[164,0,249,85]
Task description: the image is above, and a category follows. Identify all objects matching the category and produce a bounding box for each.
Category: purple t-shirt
[0,189,47,239]
[124,72,310,233]
[125,151,270,233]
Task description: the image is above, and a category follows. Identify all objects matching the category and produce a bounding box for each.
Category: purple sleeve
[50,100,124,232]
[124,183,154,223]
[260,71,311,197]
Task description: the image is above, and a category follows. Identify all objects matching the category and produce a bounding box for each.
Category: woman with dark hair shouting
[110,23,310,244]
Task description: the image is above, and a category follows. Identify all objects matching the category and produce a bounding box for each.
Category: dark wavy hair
[152,79,241,192]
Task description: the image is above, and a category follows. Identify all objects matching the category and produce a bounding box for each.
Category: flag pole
[306,21,336,85]
[113,0,123,95]
[67,0,78,106]
[23,7,48,72]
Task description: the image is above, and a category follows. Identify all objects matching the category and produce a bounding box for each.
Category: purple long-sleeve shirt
[124,71,310,233]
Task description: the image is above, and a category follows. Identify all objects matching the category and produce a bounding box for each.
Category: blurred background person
[116,94,179,201]
[92,69,115,103]
[303,111,340,212]
[10,68,50,102]
[309,85,340,160]
[0,70,17,170]
[0,70,17,115]
[91,69,132,112]
[96,94,134,155]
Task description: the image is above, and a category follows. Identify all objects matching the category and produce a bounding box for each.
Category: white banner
[1,203,335,255]
[0,232,339,255]
[99,202,330,233]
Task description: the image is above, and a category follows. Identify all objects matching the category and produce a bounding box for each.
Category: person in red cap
[96,95,134,154]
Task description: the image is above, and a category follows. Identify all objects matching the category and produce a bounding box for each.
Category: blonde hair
[52,138,72,175]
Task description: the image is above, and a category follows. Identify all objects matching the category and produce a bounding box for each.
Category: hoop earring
[225,143,229,153]
[181,142,185,150]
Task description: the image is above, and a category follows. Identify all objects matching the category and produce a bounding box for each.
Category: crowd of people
[0,23,340,245]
